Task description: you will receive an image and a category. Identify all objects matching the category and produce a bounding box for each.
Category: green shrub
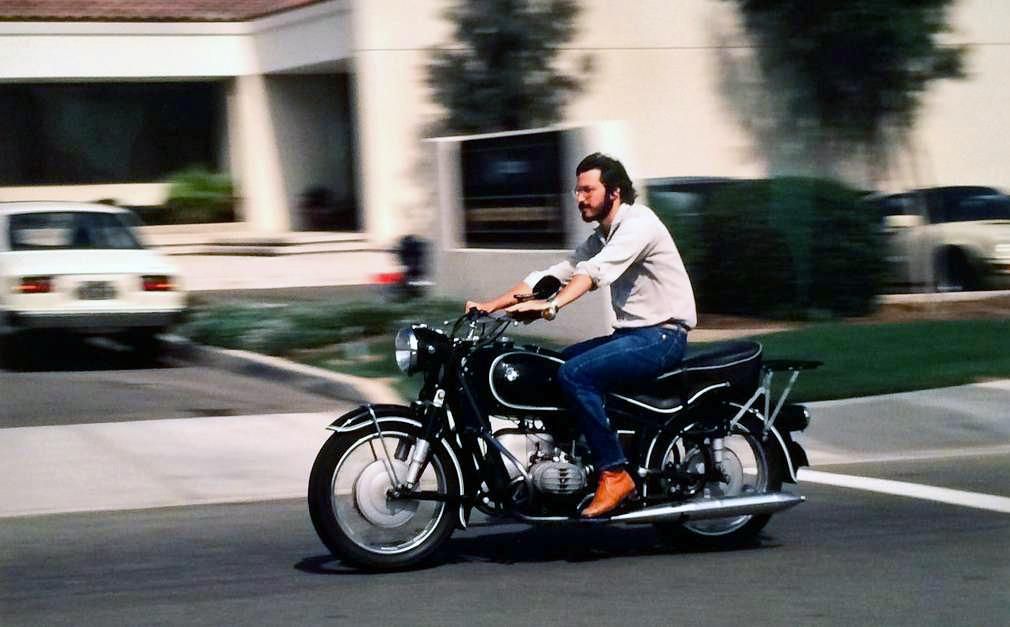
[699,182,798,316]
[165,167,235,224]
[649,191,705,284]
[177,299,464,357]
[687,177,884,318]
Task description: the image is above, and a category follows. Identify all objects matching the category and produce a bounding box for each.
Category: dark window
[8,212,142,251]
[0,82,224,186]
[460,131,564,248]
[950,195,1010,222]
[922,186,1001,223]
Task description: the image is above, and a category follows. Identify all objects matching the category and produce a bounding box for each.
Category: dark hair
[576,152,637,205]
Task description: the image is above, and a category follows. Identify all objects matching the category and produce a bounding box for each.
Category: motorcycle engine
[493,424,588,496]
[530,458,588,495]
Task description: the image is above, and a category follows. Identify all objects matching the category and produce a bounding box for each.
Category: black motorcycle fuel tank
[471,344,567,413]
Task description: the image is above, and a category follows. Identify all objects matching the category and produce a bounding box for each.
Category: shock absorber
[711,437,725,465]
[404,389,445,489]
[404,439,431,489]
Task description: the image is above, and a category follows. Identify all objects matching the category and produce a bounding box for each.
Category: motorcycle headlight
[394,326,419,374]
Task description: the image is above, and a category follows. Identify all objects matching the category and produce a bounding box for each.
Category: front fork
[397,388,446,489]
[402,439,432,489]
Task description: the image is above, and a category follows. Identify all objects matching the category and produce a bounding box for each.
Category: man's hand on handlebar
[504,299,553,324]
[464,300,492,315]
[464,290,533,315]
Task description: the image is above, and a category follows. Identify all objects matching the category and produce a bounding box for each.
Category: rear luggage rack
[729,358,823,435]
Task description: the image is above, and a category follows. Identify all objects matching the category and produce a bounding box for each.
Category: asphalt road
[1,336,1007,626]
[0,335,337,427]
[2,455,1007,627]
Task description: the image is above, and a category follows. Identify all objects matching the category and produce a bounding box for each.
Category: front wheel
[652,415,785,547]
[307,418,459,571]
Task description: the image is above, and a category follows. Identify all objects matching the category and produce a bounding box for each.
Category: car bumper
[4,310,184,333]
[985,260,1010,288]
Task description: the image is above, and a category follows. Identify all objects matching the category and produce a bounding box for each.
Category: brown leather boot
[581,469,636,518]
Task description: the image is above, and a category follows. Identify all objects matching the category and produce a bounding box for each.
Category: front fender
[325,403,422,433]
[324,404,477,528]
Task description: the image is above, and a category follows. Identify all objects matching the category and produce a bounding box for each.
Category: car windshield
[8,211,143,251]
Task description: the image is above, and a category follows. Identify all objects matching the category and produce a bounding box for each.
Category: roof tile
[0,1,327,22]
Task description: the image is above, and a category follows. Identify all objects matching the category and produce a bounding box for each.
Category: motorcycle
[308,277,821,571]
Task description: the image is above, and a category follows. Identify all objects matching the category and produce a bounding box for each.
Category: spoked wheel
[652,416,784,546]
[308,417,460,571]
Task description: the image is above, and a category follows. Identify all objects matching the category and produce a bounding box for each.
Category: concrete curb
[163,335,403,406]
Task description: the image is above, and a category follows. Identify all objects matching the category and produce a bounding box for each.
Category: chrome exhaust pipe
[611,492,805,524]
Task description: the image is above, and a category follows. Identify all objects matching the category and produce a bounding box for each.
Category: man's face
[573,169,615,223]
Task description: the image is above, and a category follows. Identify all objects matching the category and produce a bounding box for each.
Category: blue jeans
[558,325,687,471]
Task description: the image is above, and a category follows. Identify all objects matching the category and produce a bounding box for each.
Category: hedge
[653,177,884,319]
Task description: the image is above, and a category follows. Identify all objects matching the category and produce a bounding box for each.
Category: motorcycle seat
[610,340,763,412]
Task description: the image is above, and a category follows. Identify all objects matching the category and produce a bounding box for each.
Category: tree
[427,0,591,135]
[725,0,965,181]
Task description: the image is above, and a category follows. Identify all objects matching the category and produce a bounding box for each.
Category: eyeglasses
[571,186,598,199]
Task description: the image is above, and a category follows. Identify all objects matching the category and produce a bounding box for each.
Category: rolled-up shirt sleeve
[523,235,600,289]
[574,220,652,288]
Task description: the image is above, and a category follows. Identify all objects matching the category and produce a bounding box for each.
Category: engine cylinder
[531,460,587,495]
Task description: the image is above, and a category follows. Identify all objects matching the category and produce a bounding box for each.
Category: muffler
[610,492,804,524]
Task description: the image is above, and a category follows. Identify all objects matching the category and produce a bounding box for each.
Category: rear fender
[728,404,808,483]
[325,404,476,528]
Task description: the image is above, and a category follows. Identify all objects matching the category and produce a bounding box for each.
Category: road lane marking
[798,469,1010,514]
[803,443,1010,467]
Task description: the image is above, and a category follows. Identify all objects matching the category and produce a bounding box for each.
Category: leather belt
[660,320,691,334]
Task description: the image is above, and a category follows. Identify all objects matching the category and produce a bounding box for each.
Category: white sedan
[0,202,186,359]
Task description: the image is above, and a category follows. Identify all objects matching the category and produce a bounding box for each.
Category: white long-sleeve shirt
[523,202,697,330]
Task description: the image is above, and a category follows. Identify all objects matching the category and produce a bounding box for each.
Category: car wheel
[126,330,163,364]
[934,248,978,292]
[0,334,15,369]
[0,332,28,370]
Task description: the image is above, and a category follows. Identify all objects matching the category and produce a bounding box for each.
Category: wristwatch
[543,299,559,321]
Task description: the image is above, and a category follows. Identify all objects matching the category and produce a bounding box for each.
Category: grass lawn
[750,319,1010,401]
[178,299,1009,402]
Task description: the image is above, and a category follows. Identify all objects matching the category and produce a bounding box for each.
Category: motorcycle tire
[651,412,785,547]
[307,416,460,571]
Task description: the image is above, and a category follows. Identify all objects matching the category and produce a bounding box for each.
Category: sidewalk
[3,379,1007,518]
[170,250,399,292]
[141,227,401,292]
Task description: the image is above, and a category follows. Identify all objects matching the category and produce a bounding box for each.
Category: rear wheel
[307,416,459,571]
[125,329,162,364]
[0,333,16,369]
[934,247,979,292]
[0,331,29,370]
[651,415,784,546]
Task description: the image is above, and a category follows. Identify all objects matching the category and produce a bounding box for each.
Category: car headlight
[394,326,419,374]
[994,243,1010,259]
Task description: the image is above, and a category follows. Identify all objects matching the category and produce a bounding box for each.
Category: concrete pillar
[230,73,290,232]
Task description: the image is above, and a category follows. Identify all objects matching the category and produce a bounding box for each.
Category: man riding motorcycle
[465,152,697,517]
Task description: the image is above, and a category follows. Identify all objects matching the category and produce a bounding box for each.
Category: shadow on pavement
[441,524,776,565]
[0,332,175,373]
[294,524,778,574]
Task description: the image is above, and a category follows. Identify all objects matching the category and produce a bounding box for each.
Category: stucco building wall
[0,0,1007,242]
